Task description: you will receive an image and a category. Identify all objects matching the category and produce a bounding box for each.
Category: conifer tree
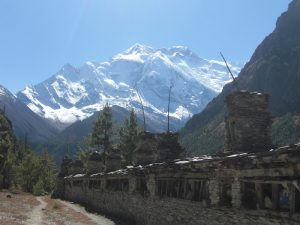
[0,111,17,188]
[0,110,56,193]
[91,103,112,152]
[119,109,138,165]
[17,149,56,194]
[39,151,56,192]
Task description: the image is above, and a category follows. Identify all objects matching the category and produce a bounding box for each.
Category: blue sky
[0,0,291,93]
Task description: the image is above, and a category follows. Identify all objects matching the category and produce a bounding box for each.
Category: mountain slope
[37,105,162,164]
[17,45,240,131]
[180,0,300,155]
[0,85,58,141]
[51,105,162,145]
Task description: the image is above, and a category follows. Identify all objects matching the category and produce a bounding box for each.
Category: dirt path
[0,192,128,225]
[26,196,47,225]
[28,196,124,225]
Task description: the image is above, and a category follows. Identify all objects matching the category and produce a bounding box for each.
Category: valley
[1,1,300,224]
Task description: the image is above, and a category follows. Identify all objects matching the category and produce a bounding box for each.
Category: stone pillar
[209,179,220,206]
[272,184,279,210]
[129,177,137,194]
[106,147,122,172]
[147,175,156,198]
[231,178,242,208]
[255,183,264,209]
[101,179,106,191]
[224,91,272,153]
[289,184,296,214]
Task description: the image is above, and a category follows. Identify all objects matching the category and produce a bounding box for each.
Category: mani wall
[54,91,300,225]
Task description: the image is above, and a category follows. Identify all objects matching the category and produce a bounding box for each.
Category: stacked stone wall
[64,181,300,225]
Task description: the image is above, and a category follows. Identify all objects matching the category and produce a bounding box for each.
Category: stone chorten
[132,132,185,166]
[86,151,106,174]
[52,156,73,198]
[69,159,84,175]
[105,147,122,172]
[224,91,272,153]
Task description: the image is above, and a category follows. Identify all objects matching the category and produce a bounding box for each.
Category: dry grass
[0,190,39,225]
[43,197,97,225]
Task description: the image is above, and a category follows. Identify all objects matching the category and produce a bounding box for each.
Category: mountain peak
[125,43,154,54]
[113,43,155,62]
[168,45,191,53]
[0,85,16,100]
[60,63,76,73]
[275,0,300,33]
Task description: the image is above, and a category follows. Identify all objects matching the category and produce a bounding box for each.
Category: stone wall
[57,91,300,225]
[61,143,300,225]
[64,177,300,225]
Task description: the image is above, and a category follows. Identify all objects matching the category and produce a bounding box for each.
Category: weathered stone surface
[61,143,300,225]
[132,132,185,166]
[224,91,272,153]
[69,159,84,175]
[86,151,106,174]
[106,147,122,172]
[156,132,185,162]
[133,132,158,166]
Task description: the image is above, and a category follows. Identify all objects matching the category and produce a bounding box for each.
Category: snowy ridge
[0,85,17,102]
[17,44,241,130]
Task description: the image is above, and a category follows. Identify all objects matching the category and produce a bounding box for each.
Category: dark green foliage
[33,179,45,196]
[17,151,41,192]
[181,112,300,155]
[0,110,56,194]
[16,150,56,194]
[91,103,113,152]
[272,113,300,147]
[119,109,139,165]
[29,106,158,165]
[0,111,17,188]
[180,114,225,156]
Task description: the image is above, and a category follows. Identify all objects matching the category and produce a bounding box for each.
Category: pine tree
[119,109,138,165]
[16,150,56,194]
[91,103,112,153]
[39,151,56,192]
[17,151,41,193]
[0,110,56,194]
[0,112,17,188]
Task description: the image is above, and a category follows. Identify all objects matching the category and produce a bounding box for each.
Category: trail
[24,196,127,225]
[26,196,47,225]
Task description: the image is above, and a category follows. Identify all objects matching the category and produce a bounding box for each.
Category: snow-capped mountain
[17,44,241,131]
[0,85,58,141]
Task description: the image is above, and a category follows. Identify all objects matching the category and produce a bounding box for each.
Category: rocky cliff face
[181,0,300,155]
